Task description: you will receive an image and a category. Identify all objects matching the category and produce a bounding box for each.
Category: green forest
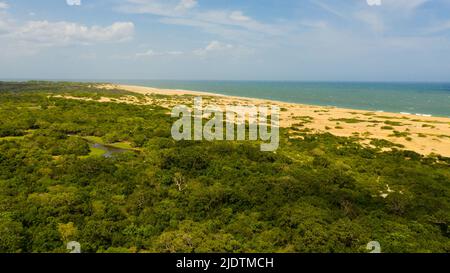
[0,81,449,253]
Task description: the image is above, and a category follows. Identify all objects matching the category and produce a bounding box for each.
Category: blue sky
[1,0,450,81]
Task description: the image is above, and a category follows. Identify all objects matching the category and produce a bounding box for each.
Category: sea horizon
[3,79,449,118]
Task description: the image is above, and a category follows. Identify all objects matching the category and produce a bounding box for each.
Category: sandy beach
[91,84,450,157]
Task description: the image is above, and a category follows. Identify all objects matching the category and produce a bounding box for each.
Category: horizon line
[2,78,450,84]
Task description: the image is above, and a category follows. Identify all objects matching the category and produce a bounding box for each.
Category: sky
[1,0,450,81]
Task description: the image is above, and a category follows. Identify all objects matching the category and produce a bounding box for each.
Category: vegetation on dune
[384,120,404,127]
[0,81,449,253]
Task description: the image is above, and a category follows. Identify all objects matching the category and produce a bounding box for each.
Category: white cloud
[119,0,195,17]
[119,0,283,36]
[0,5,135,52]
[195,10,282,35]
[205,40,233,51]
[0,2,9,9]
[136,49,183,57]
[367,0,382,6]
[66,0,81,6]
[115,40,252,61]
[136,49,157,57]
[0,19,134,57]
[11,21,134,46]
[229,11,251,22]
[175,0,197,11]
[194,40,233,55]
[353,0,429,34]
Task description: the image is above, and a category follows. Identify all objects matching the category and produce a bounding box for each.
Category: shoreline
[108,83,450,121]
[109,83,449,119]
[97,83,450,157]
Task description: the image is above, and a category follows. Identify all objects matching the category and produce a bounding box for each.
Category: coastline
[109,81,450,118]
[98,83,450,157]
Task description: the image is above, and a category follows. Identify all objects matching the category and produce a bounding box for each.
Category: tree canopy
[0,81,448,253]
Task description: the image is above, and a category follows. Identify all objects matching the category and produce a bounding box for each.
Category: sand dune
[94,84,450,157]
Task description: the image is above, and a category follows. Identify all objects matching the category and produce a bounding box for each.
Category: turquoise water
[114,80,450,117]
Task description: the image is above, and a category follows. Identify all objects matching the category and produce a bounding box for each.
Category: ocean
[113,80,450,118]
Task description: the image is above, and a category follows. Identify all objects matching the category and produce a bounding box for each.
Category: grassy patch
[389,131,410,138]
[370,139,405,148]
[0,135,25,141]
[375,115,399,120]
[80,147,106,158]
[384,120,403,126]
[330,118,363,124]
[330,118,384,124]
[293,116,314,123]
[381,126,394,130]
[363,112,376,116]
[82,136,137,150]
[108,142,135,150]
